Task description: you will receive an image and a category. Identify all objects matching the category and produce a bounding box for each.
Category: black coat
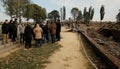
[12,22,17,32]
[24,25,33,41]
[56,22,61,32]
[43,25,49,34]
[9,23,14,33]
[2,23,9,34]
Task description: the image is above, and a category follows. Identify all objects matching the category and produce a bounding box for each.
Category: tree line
[1,0,120,23]
[71,5,105,24]
[1,0,47,23]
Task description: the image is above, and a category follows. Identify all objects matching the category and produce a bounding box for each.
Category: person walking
[2,20,9,45]
[50,21,56,43]
[56,20,61,41]
[24,24,33,49]
[33,23,43,47]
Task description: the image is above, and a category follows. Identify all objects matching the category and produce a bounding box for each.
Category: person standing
[56,20,61,41]
[2,20,9,45]
[24,24,33,49]
[50,21,56,43]
[11,18,18,42]
[43,22,49,43]
[33,23,43,47]
[19,24,25,43]
[8,20,13,39]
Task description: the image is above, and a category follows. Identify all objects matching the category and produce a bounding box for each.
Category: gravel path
[45,27,93,69]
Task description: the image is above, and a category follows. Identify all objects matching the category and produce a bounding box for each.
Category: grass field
[0,43,62,69]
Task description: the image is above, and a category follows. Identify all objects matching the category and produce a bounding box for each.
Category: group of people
[1,19,61,49]
[2,19,18,44]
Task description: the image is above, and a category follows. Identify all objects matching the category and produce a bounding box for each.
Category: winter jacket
[19,24,25,34]
[10,23,17,32]
[33,26,43,39]
[2,22,9,34]
[56,22,61,32]
[50,23,56,35]
[24,25,33,40]
[43,25,49,34]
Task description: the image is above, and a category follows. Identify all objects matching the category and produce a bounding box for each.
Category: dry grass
[0,43,62,69]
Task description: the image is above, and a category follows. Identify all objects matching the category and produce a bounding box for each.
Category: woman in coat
[33,23,43,47]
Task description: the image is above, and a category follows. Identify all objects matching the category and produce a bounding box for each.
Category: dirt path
[0,47,21,58]
[45,27,93,69]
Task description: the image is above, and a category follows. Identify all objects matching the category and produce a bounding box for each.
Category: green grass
[0,43,62,69]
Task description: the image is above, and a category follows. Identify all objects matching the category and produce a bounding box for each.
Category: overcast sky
[0,0,120,22]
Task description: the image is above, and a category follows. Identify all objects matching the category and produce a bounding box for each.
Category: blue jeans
[35,39,42,47]
[51,34,56,43]
[43,34,49,43]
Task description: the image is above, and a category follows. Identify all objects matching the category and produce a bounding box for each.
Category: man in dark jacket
[13,19,18,41]
[56,20,61,41]
[2,20,9,45]
[8,20,13,39]
[43,23,49,43]
[24,24,33,49]
[11,18,18,42]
